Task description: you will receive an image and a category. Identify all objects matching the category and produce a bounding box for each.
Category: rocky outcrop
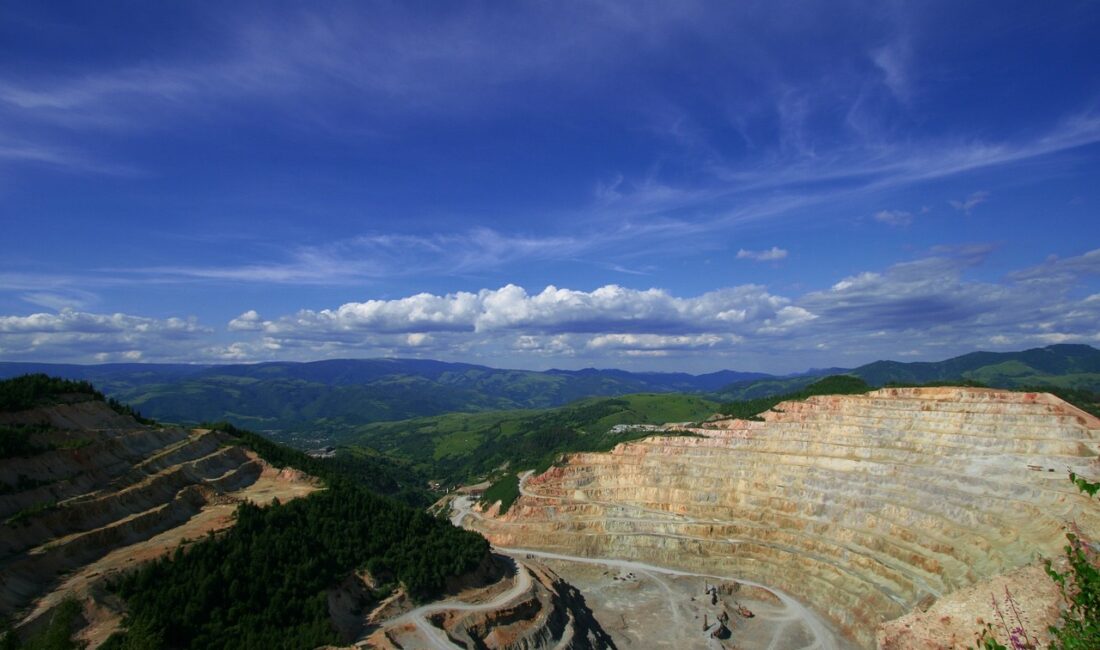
[467,388,1100,648]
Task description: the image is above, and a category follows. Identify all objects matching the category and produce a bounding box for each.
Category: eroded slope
[466,387,1100,648]
[0,398,317,640]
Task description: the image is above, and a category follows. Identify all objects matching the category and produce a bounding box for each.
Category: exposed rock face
[431,563,614,650]
[361,555,615,650]
[365,562,613,650]
[467,388,1100,648]
[0,399,318,634]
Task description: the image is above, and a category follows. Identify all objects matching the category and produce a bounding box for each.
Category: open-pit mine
[461,387,1100,649]
[3,385,1097,649]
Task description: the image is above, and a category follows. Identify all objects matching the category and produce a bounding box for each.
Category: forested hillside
[106,484,488,649]
[0,375,489,650]
[5,346,1096,448]
[3,345,1097,458]
[350,393,717,486]
[854,343,1100,387]
[716,344,1100,400]
[0,359,768,437]
[97,427,490,649]
[715,373,1100,420]
[716,375,873,419]
[202,421,432,506]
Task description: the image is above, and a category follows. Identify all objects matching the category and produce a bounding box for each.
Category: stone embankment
[467,388,1100,648]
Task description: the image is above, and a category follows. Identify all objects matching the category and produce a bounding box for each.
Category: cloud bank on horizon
[2,247,1098,372]
[0,2,1098,372]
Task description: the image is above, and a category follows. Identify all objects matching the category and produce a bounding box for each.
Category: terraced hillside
[0,392,317,642]
[466,387,1100,648]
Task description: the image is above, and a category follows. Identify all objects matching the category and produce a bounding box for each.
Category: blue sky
[1,1,1099,373]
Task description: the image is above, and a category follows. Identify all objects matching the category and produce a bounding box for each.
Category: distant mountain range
[0,358,768,432]
[714,343,1100,400]
[1,344,1096,436]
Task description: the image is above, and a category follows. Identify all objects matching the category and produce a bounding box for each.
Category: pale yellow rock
[467,388,1100,649]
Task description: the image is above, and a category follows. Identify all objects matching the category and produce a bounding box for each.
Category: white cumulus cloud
[0,309,210,362]
[4,247,1100,369]
[240,284,803,342]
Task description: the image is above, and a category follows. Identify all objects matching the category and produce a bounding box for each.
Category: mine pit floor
[445,494,855,650]
[509,549,854,650]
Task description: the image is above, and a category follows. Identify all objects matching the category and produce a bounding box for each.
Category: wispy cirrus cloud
[871,40,914,104]
[595,112,1100,244]
[3,2,1097,268]
[872,209,913,226]
[949,191,990,214]
[97,106,1096,285]
[736,247,788,262]
[0,136,141,176]
[0,7,544,177]
[20,289,99,311]
[127,228,588,284]
[0,3,711,142]
[1010,248,1100,284]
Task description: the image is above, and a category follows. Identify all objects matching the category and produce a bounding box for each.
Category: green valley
[348,393,717,486]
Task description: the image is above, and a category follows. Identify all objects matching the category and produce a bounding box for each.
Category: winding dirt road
[445,490,847,650]
[376,473,846,649]
[370,554,532,650]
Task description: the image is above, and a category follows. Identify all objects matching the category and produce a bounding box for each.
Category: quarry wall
[468,388,1100,648]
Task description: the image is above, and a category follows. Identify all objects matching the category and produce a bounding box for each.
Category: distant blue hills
[1,344,1096,431]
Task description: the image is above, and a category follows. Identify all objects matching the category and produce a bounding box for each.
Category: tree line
[0,374,155,424]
